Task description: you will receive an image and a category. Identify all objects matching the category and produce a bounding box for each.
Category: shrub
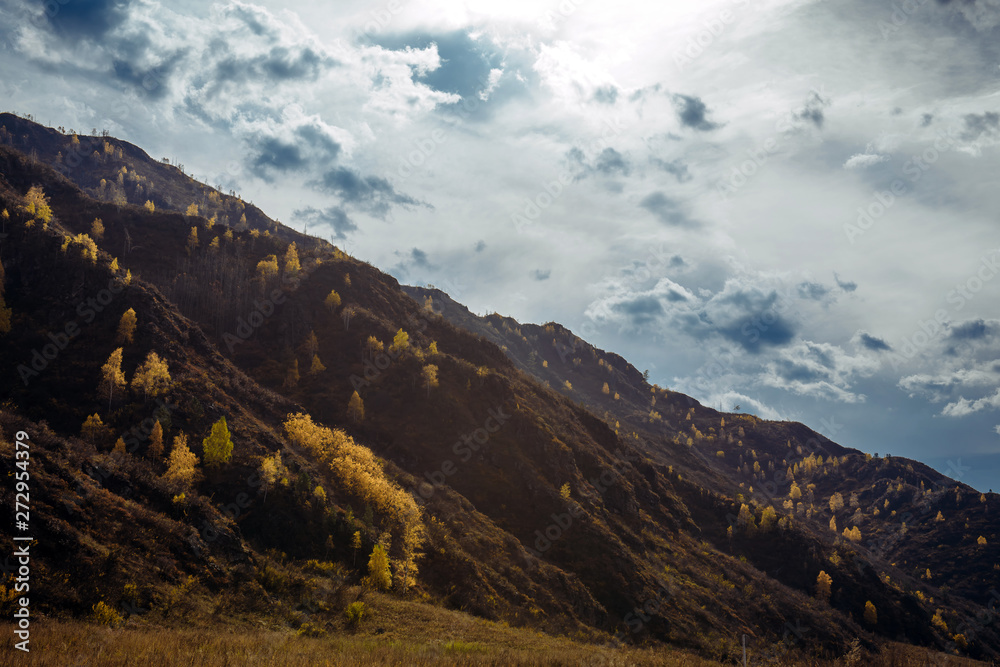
[92,601,124,627]
[296,622,326,637]
[344,601,368,626]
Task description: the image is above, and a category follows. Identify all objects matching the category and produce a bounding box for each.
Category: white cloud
[843,152,889,169]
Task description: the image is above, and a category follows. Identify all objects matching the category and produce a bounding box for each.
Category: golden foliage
[131,351,172,399]
[816,570,832,602]
[116,308,137,344]
[202,417,233,467]
[163,433,199,491]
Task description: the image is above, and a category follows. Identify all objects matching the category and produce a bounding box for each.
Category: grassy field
[0,616,988,667]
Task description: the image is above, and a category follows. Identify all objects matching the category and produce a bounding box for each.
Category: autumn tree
[259,451,288,501]
[187,226,199,252]
[163,433,199,491]
[790,482,802,500]
[116,308,137,344]
[816,570,832,602]
[390,328,409,354]
[130,351,172,399]
[737,503,757,534]
[91,218,104,240]
[559,483,571,500]
[310,354,326,375]
[148,420,164,459]
[602,382,610,395]
[829,492,845,513]
[352,530,362,566]
[422,364,439,394]
[864,601,877,626]
[99,348,126,411]
[363,543,392,591]
[23,186,52,224]
[202,416,233,467]
[283,242,300,275]
[347,391,364,423]
[829,516,837,533]
[81,413,108,446]
[978,535,988,545]
[427,341,438,355]
[143,200,155,213]
[324,289,341,310]
[256,255,279,282]
[185,203,199,217]
[760,505,778,532]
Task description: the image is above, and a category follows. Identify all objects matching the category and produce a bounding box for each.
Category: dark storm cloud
[639,191,696,227]
[718,315,797,353]
[593,85,618,104]
[594,148,630,176]
[794,91,830,129]
[533,269,551,281]
[245,123,341,181]
[651,157,692,183]
[370,30,500,99]
[797,281,830,300]
[474,240,486,252]
[213,46,333,85]
[311,166,427,218]
[834,273,857,292]
[773,358,829,383]
[948,319,991,341]
[961,111,1000,142]
[411,247,432,267]
[672,94,720,131]
[39,0,133,40]
[293,206,358,240]
[858,332,892,352]
[111,51,185,100]
[921,113,934,127]
[612,295,665,327]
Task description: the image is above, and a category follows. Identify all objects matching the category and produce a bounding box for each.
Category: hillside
[0,114,997,664]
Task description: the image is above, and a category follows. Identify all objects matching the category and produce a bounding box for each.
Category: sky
[1,0,999,491]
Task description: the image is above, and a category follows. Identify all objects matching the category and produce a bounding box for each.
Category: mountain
[0,112,997,664]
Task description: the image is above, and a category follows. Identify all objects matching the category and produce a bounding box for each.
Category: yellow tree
[116,308,137,344]
[602,382,610,395]
[81,413,108,446]
[978,535,988,545]
[143,200,155,213]
[202,416,233,467]
[829,492,845,513]
[864,601,877,626]
[790,482,802,500]
[390,328,409,354]
[259,451,288,501]
[99,348,126,411]
[324,289,341,310]
[130,351,172,399]
[347,391,364,423]
[23,186,52,224]
[422,364,439,395]
[185,203,199,217]
[351,530,362,566]
[363,543,392,591]
[187,226,199,252]
[256,255,279,282]
[148,420,164,459]
[112,437,127,458]
[91,218,104,240]
[283,242,300,275]
[163,433,199,491]
[816,571,832,602]
[309,354,326,375]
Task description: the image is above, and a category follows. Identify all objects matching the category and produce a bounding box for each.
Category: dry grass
[0,619,988,667]
[0,619,714,666]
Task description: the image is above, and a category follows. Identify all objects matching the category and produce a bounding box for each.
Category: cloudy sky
[2,0,999,491]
